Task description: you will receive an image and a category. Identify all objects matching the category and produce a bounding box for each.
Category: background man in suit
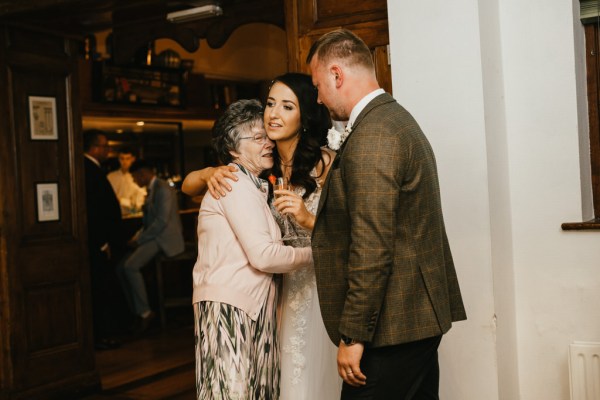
[307,29,467,399]
[117,159,184,334]
[83,129,125,350]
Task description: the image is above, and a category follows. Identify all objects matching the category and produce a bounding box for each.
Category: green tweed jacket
[311,93,466,348]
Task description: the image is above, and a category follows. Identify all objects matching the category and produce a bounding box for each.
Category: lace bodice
[270,171,341,398]
[269,173,321,386]
[269,181,320,249]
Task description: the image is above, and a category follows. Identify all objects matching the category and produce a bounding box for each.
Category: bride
[182,72,342,399]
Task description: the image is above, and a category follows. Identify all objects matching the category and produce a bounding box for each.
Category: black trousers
[89,250,131,338]
[341,335,442,400]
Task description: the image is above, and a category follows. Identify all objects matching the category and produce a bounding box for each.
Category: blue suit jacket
[138,177,184,257]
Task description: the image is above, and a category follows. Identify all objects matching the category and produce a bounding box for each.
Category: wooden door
[284,0,392,94]
[0,26,98,399]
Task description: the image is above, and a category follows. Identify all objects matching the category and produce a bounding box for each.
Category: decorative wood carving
[111,0,284,64]
[0,0,285,65]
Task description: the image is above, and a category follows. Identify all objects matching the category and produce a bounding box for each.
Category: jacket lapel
[142,180,156,226]
[315,165,332,218]
[350,93,395,136]
[336,93,396,157]
[315,93,396,221]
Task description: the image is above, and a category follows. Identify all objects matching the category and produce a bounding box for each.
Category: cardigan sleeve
[219,176,313,273]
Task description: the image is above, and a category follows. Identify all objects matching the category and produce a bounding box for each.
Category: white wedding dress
[271,174,342,400]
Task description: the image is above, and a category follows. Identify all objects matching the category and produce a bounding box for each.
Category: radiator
[569,341,600,400]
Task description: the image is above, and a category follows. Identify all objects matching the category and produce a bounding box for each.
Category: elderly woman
[192,99,313,399]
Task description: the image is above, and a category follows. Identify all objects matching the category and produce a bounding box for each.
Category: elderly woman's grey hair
[212,99,264,165]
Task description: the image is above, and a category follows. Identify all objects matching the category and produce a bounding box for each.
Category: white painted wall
[388,1,499,398]
[388,0,600,399]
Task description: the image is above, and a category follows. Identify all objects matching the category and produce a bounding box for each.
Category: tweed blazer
[311,93,466,348]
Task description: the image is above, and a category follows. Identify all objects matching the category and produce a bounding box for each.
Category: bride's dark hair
[267,72,331,198]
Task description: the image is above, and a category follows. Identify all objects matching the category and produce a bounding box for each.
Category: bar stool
[154,242,197,328]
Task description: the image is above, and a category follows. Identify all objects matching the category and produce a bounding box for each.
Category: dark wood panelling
[299,0,387,34]
[26,283,80,353]
[7,27,67,57]
[0,25,17,395]
[19,245,81,287]
[585,24,600,219]
[10,66,75,242]
[0,25,98,399]
[285,0,391,94]
[315,0,386,20]
[373,44,392,95]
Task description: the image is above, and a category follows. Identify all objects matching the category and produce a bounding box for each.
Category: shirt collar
[84,153,101,167]
[347,88,385,130]
[231,163,269,197]
[148,176,157,190]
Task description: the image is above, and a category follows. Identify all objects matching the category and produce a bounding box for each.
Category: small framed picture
[36,182,60,222]
[29,96,58,140]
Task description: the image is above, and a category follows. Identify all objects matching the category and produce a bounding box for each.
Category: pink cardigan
[192,167,313,320]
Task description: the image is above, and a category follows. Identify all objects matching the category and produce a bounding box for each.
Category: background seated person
[107,146,147,215]
[116,159,184,334]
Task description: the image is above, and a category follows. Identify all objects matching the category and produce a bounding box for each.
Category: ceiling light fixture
[167,4,223,23]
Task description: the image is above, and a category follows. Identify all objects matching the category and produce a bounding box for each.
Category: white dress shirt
[347,88,386,130]
[107,169,146,213]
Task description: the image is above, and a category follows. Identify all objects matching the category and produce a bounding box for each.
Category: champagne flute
[274,177,298,241]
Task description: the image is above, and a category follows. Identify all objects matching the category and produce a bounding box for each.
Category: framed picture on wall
[35,182,60,222]
[28,96,58,140]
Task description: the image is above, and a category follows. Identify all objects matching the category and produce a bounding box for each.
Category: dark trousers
[89,250,131,338]
[341,335,442,400]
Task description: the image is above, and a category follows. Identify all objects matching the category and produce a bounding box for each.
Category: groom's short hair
[306,28,374,72]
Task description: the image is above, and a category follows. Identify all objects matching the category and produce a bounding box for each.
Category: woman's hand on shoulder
[206,165,239,199]
[206,165,238,200]
[181,165,238,199]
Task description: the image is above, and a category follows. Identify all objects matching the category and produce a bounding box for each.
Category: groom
[308,29,467,398]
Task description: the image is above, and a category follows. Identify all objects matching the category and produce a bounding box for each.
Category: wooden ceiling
[0,0,285,63]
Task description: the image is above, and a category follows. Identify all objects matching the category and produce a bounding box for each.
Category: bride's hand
[273,190,315,230]
[182,165,238,199]
[206,165,238,199]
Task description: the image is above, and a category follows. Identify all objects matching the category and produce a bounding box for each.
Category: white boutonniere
[327,125,351,151]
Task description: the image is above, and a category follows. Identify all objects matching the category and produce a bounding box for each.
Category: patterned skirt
[194,281,279,399]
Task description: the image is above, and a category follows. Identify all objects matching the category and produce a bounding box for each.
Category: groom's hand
[337,342,367,387]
